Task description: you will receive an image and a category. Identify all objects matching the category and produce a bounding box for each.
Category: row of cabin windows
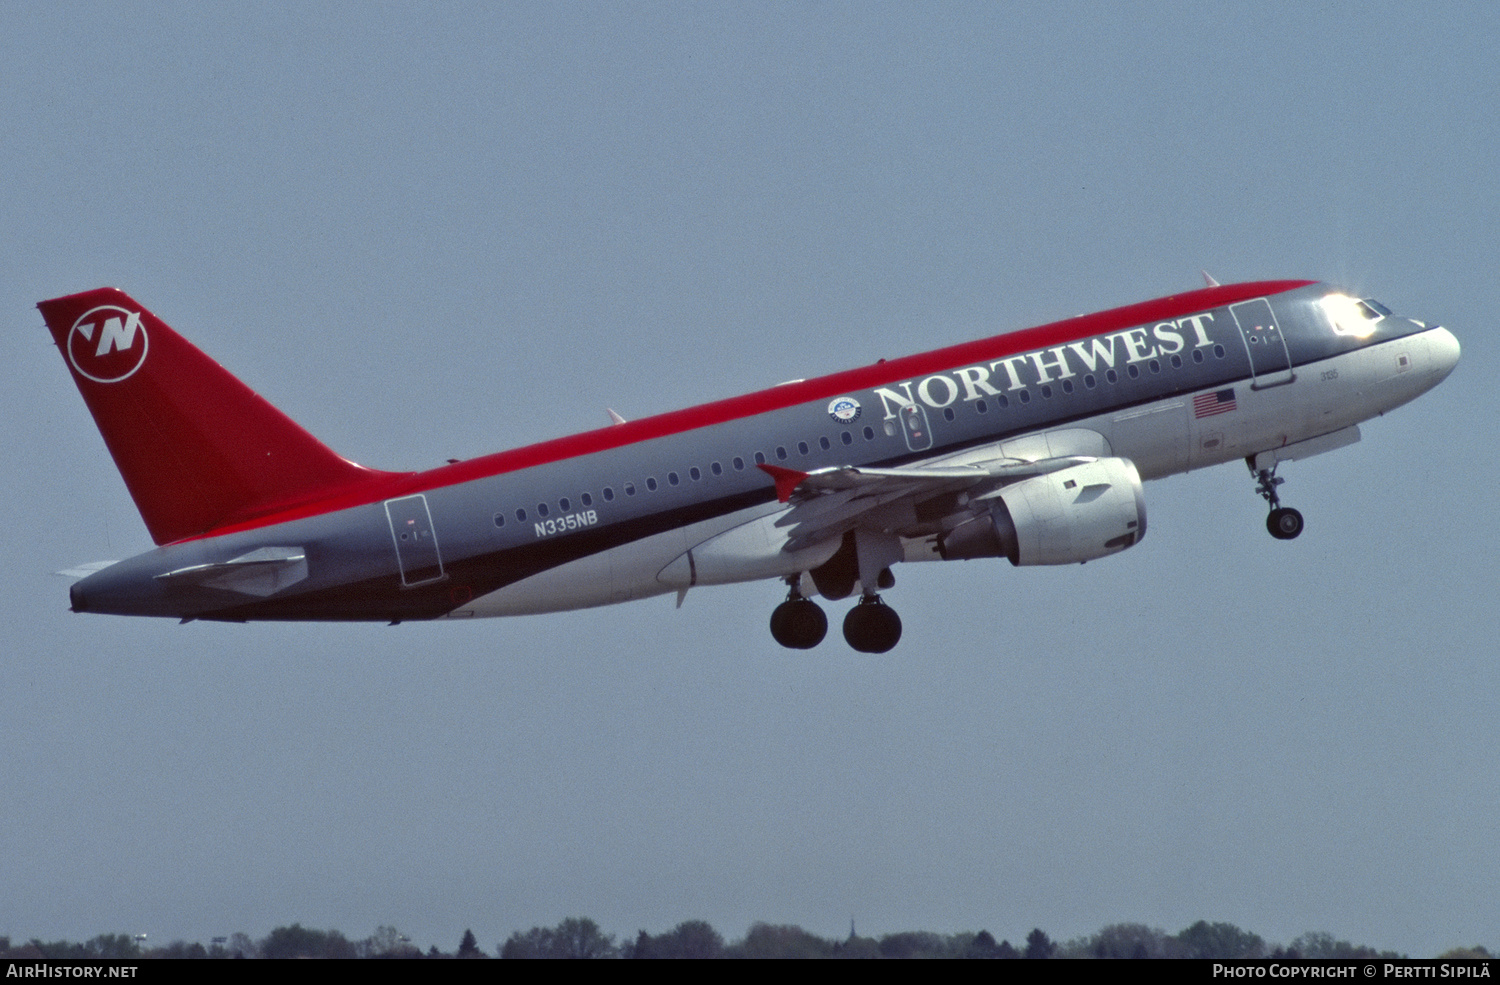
[492,344,1229,528]
[491,425,883,528]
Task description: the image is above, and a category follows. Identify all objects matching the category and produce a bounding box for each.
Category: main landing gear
[769,578,827,650]
[842,594,902,653]
[769,576,903,653]
[1249,457,1304,541]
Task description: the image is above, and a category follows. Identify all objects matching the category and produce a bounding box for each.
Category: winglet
[758,463,809,503]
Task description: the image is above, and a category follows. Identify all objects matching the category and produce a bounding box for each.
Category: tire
[842,600,902,653]
[1267,507,1304,540]
[770,599,827,649]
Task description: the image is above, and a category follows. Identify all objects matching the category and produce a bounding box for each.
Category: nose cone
[1428,326,1460,382]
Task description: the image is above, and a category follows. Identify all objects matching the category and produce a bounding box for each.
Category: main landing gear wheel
[1267,507,1304,540]
[842,595,902,653]
[770,581,827,650]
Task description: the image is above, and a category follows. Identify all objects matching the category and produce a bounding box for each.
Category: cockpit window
[1320,293,1389,338]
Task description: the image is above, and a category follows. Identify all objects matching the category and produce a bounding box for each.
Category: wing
[762,427,1114,552]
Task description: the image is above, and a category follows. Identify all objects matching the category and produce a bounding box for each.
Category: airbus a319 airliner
[42,279,1457,652]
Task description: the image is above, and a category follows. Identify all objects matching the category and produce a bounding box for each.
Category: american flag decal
[1193,388,1237,418]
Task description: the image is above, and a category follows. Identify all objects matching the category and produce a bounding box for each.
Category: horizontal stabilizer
[154,546,308,597]
[55,560,118,579]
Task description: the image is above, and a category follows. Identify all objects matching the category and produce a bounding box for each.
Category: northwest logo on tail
[67,305,149,383]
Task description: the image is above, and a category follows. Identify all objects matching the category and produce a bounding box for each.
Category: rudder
[39,287,397,544]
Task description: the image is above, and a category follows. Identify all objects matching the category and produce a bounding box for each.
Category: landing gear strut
[771,529,907,651]
[769,577,827,649]
[768,577,904,652]
[842,595,902,653]
[1249,457,1304,540]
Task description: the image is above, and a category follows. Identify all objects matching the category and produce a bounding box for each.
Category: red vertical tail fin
[40,288,397,544]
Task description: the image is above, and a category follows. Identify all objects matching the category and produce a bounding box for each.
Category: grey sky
[2,1,1495,956]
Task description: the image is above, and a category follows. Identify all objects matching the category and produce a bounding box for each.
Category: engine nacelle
[938,457,1147,566]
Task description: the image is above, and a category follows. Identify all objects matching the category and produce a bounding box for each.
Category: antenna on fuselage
[1201,270,1221,287]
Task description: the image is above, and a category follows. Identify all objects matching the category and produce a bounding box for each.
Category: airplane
[41,279,1458,652]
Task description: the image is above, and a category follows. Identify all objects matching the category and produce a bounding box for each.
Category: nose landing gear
[1250,457,1304,540]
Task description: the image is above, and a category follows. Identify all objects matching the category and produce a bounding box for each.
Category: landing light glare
[1320,292,1382,338]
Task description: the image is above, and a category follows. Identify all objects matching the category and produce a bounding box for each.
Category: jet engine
[938,457,1146,565]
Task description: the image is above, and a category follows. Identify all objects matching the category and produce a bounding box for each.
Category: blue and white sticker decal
[827,396,862,424]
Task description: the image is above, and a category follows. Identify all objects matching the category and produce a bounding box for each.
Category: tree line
[1,921,1489,959]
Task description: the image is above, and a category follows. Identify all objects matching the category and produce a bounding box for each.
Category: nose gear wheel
[1267,507,1304,540]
